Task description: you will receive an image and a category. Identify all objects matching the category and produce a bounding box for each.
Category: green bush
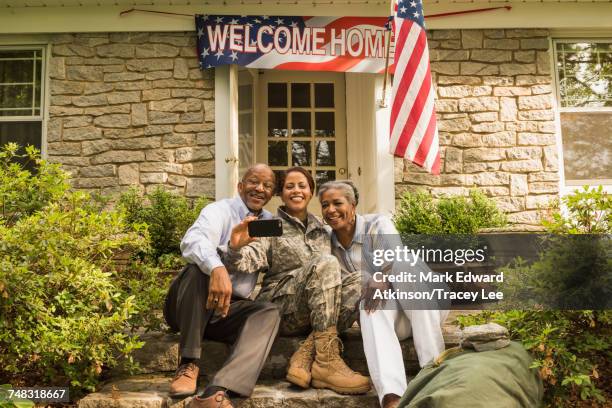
[393,189,507,234]
[118,186,207,269]
[459,186,612,406]
[0,143,69,225]
[0,144,167,394]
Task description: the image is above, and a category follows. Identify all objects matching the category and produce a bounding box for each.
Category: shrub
[118,186,207,269]
[459,186,612,406]
[0,143,69,225]
[0,144,167,394]
[393,189,507,234]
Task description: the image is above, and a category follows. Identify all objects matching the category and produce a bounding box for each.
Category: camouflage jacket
[224,206,331,299]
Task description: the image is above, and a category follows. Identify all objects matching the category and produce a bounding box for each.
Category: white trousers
[360,306,448,405]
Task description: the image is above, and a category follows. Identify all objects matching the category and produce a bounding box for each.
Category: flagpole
[379,0,395,108]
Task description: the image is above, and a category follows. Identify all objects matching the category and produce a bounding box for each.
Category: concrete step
[127,311,466,380]
[78,375,380,408]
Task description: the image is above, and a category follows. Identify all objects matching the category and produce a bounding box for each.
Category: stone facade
[47,32,215,198]
[46,30,560,225]
[395,29,559,226]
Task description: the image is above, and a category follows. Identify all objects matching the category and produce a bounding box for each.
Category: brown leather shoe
[187,391,234,408]
[168,362,199,398]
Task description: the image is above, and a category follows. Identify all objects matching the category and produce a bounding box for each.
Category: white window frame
[552,38,612,194]
[0,43,49,157]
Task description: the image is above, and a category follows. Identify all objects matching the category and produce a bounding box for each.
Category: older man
[164,164,281,408]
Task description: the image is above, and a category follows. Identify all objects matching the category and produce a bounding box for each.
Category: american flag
[389,0,440,174]
[196,15,391,73]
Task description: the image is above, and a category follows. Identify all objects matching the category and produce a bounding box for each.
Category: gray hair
[317,180,359,206]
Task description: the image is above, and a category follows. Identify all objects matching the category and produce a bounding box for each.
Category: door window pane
[291,112,311,136]
[315,83,334,107]
[291,83,310,108]
[292,141,311,166]
[268,112,288,137]
[315,170,336,191]
[316,141,335,166]
[239,113,254,172]
[268,141,288,166]
[239,84,252,110]
[315,112,335,137]
[268,83,287,108]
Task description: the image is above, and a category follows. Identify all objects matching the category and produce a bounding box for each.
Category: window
[554,41,611,185]
[0,46,45,156]
[265,81,340,190]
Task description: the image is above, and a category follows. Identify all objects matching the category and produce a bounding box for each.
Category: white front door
[255,70,348,214]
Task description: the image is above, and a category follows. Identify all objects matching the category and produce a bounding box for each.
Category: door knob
[338,168,346,175]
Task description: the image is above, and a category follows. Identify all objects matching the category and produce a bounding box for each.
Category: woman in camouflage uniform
[225,166,369,395]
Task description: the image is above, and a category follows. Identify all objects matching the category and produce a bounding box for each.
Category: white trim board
[1,3,612,33]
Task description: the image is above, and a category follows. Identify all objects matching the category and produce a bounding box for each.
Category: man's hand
[229,216,258,250]
[363,277,391,314]
[207,266,232,317]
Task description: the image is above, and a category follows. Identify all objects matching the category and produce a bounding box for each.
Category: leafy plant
[459,186,611,406]
[118,186,207,268]
[0,143,69,225]
[0,144,167,395]
[543,185,610,234]
[393,189,507,235]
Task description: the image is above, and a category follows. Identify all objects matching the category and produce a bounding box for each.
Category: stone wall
[47,32,215,198]
[395,29,559,226]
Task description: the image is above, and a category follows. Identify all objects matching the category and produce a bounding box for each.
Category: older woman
[318,180,448,408]
[224,167,370,395]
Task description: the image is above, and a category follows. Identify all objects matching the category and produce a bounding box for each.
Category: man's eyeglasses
[244,178,275,192]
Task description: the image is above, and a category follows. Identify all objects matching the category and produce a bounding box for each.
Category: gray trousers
[164,264,280,396]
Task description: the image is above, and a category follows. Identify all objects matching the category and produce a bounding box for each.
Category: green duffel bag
[398,341,544,408]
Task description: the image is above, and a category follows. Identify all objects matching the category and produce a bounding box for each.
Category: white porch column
[214,64,240,200]
[374,75,396,216]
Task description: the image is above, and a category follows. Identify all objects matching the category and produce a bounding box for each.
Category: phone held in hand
[248,218,283,237]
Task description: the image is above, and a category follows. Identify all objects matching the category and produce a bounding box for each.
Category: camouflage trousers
[256,254,362,335]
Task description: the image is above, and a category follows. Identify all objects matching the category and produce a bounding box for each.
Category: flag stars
[413,11,420,18]
[410,1,417,7]
[201,47,210,58]
[215,49,225,60]
[215,16,224,23]
[229,18,239,25]
[197,27,204,38]
[230,51,239,61]
[275,17,284,25]
[400,6,407,13]
[290,21,298,28]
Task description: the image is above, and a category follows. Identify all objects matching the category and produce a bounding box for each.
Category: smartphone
[248,218,283,237]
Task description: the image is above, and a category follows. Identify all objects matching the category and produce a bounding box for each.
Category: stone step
[78,375,380,408]
[128,311,466,379]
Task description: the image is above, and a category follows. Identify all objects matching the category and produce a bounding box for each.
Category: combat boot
[286,332,315,388]
[311,327,371,394]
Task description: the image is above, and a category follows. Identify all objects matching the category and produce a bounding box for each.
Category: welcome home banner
[195,14,394,73]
